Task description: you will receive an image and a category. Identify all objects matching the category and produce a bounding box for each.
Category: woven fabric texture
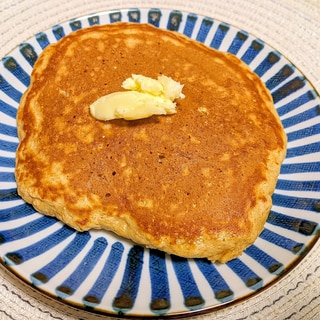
[0,0,320,319]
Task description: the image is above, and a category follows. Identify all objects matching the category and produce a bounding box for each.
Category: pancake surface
[15,22,287,262]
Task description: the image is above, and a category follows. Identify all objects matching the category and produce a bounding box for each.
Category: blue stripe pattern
[52,25,65,40]
[227,259,263,290]
[254,51,281,77]
[0,188,20,201]
[83,241,124,307]
[0,139,18,152]
[112,245,144,313]
[260,228,305,254]
[276,179,320,192]
[210,23,230,49]
[0,203,36,221]
[272,193,319,212]
[196,17,214,43]
[19,43,38,67]
[280,162,320,174]
[265,65,295,91]
[56,237,108,298]
[282,108,318,128]
[195,259,234,303]
[272,77,306,104]
[2,57,30,87]
[128,9,140,22]
[5,225,74,265]
[88,16,100,26]
[0,172,15,182]
[287,124,320,143]
[0,216,57,244]
[0,122,17,137]
[167,11,182,31]
[149,249,171,313]
[228,31,248,55]
[277,90,316,116]
[0,75,22,103]
[31,232,91,285]
[148,9,162,27]
[183,13,198,38]
[285,142,320,158]
[69,19,82,31]
[171,255,205,310]
[36,32,50,49]
[0,156,15,167]
[244,245,284,275]
[268,210,318,236]
[109,11,122,23]
[241,39,264,65]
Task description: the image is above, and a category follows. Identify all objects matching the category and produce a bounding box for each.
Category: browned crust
[15,23,287,262]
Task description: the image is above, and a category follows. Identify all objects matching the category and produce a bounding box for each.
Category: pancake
[15,22,287,262]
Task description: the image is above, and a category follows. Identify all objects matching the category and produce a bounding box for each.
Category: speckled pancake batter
[15,22,287,262]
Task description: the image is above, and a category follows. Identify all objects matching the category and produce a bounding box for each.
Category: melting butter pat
[90,74,185,121]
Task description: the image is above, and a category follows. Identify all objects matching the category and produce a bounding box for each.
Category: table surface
[0,0,320,319]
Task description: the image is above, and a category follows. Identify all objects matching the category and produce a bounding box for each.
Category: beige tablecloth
[1,0,320,319]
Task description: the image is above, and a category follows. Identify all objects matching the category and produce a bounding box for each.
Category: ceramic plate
[0,8,320,318]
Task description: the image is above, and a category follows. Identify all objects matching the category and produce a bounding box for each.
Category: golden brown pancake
[15,22,287,262]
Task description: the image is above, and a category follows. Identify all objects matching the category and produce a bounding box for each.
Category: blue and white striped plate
[1,8,320,318]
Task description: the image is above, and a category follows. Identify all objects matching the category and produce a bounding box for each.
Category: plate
[0,8,320,318]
